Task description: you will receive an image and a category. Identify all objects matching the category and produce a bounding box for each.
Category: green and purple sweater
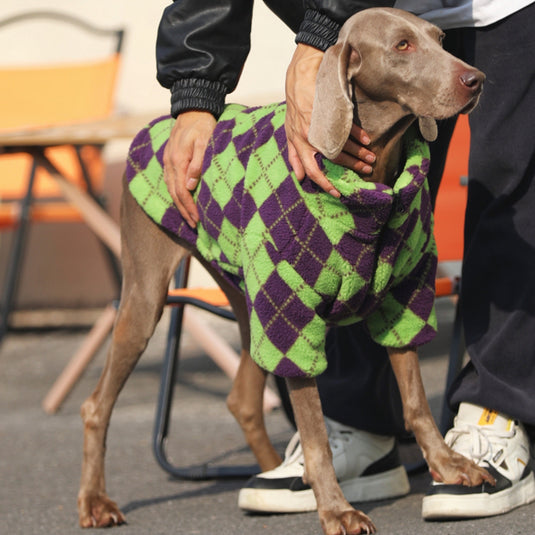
[126,103,437,378]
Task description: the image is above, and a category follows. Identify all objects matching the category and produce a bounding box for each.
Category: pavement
[1,299,533,535]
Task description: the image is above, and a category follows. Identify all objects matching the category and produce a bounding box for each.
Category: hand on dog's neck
[353,94,416,187]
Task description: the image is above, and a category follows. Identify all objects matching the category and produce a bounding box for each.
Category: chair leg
[0,158,38,344]
[41,302,118,413]
[152,259,260,479]
[37,152,121,258]
[73,145,122,289]
[152,302,187,472]
[273,375,295,429]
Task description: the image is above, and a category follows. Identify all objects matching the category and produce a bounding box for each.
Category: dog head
[309,8,485,159]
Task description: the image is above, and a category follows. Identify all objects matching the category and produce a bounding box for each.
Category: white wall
[2,0,295,118]
[1,1,297,291]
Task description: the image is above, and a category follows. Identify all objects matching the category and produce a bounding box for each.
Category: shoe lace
[329,428,355,453]
[281,431,305,467]
[445,423,515,466]
[281,423,354,467]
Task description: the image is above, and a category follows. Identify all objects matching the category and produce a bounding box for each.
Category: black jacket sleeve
[296,1,396,50]
[156,0,254,118]
[156,0,396,117]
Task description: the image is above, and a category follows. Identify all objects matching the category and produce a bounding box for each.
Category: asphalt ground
[1,299,533,534]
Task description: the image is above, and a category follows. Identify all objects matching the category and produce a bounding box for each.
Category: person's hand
[285,43,376,196]
[163,110,216,227]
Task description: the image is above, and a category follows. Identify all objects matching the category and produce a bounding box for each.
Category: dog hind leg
[78,188,186,528]
[226,349,282,471]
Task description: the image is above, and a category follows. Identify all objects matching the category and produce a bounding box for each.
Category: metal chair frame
[152,257,261,479]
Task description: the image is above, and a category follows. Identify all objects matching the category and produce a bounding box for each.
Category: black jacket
[156,0,395,118]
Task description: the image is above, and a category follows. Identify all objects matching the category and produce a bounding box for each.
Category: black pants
[318,3,535,434]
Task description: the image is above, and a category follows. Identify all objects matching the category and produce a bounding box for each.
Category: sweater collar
[316,126,431,212]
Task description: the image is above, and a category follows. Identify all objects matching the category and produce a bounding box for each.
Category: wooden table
[0,112,159,258]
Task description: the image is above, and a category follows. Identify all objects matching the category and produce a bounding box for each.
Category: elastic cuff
[170,78,227,118]
[295,9,341,51]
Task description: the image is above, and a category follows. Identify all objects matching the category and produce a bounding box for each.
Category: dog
[77,8,493,534]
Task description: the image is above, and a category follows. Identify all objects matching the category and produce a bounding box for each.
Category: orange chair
[433,114,470,433]
[0,11,124,342]
[434,115,470,265]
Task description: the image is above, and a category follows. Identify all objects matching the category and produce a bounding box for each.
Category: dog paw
[78,493,126,528]
[320,509,376,535]
[429,450,496,487]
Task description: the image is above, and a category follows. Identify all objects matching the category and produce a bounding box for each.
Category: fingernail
[362,135,371,145]
[186,177,199,190]
[329,188,341,198]
[365,154,376,164]
[363,165,373,174]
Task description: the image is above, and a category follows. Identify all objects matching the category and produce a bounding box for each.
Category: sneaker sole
[342,464,410,503]
[238,465,410,513]
[238,486,317,513]
[422,471,535,520]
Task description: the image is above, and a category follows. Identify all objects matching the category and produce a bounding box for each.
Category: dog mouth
[418,82,483,121]
[459,92,482,115]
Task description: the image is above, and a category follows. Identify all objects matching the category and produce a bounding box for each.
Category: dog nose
[460,70,485,92]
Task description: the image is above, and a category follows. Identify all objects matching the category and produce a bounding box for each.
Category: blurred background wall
[0,0,295,327]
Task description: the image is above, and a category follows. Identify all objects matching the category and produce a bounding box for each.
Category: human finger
[163,131,198,227]
[288,140,305,181]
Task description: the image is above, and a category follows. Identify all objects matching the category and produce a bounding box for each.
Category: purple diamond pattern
[253,271,316,355]
[223,180,245,229]
[125,131,152,183]
[274,357,307,377]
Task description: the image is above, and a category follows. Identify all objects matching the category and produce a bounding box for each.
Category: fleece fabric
[126,102,437,378]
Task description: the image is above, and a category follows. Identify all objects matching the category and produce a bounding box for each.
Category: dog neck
[353,94,417,187]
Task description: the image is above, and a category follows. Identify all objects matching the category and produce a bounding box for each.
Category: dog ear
[308,41,360,160]
[418,117,438,142]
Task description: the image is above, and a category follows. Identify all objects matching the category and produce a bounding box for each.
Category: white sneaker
[422,402,535,520]
[238,417,410,513]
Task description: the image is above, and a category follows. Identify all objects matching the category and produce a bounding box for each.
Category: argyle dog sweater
[126,102,437,378]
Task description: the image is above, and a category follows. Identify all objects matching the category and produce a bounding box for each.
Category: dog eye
[396,40,410,51]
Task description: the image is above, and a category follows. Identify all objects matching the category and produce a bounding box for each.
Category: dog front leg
[227,349,282,471]
[388,348,495,487]
[286,377,376,535]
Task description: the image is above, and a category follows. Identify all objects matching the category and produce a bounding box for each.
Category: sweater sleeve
[365,245,438,349]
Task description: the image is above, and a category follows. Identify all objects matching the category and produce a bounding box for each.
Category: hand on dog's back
[163,110,216,227]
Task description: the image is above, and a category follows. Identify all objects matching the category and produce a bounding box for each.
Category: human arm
[161,111,215,227]
[156,0,254,225]
[156,0,396,224]
[156,0,254,117]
